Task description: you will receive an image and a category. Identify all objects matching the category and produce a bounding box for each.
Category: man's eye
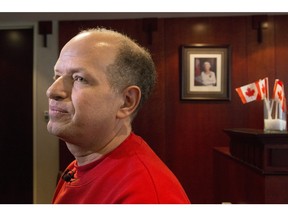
[73,75,87,83]
[73,75,86,82]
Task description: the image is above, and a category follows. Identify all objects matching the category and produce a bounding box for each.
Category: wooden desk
[224,128,288,174]
[213,129,288,204]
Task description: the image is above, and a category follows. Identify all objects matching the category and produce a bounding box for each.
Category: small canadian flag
[236,77,286,111]
[235,80,262,104]
[273,79,286,111]
[257,77,269,100]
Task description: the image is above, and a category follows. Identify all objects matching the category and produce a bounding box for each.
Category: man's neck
[66,124,132,166]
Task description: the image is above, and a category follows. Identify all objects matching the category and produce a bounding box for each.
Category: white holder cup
[264,98,287,131]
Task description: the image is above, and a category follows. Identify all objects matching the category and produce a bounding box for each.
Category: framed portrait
[181,44,231,101]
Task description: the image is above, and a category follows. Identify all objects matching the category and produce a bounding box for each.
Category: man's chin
[47,121,63,136]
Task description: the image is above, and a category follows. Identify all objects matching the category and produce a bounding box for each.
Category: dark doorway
[0,28,33,203]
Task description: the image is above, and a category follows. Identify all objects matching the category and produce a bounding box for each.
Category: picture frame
[180,44,231,101]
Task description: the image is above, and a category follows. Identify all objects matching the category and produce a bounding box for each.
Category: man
[46,28,190,204]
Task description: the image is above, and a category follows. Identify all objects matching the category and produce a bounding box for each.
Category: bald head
[70,28,157,114]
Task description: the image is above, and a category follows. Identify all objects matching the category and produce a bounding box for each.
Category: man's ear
[117,85,141,119]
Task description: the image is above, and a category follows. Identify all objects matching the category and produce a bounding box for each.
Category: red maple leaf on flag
[277,90,283,100]
[245,87,255,97]
[261,84,266,95]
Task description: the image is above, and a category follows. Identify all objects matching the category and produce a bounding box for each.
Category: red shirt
[52,133,190,204]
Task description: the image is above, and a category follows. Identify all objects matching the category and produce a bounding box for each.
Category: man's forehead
[56,36,118,72]
[72,31,120,44]
[63,33,119,55]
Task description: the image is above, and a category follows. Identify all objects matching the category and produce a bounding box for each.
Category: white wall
[33,21,59,204]
[0,21,59,204]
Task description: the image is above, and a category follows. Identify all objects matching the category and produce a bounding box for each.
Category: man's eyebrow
[54,67,88,75]
[70,68,89,73]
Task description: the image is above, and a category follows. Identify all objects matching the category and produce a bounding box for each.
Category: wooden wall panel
[274,16,288,85]
[58,15,288,203]
[245,16,276,129]
[163,16,251,203]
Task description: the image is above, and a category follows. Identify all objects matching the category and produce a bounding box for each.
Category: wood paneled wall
[58,15,288,203]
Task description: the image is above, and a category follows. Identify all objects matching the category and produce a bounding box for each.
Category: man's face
[46,33,123,149]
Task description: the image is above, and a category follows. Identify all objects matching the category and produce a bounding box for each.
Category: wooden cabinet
[213,129,288,204]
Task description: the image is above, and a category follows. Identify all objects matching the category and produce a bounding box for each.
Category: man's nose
[46,76,71,100]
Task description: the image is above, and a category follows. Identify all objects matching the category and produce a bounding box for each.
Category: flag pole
[264,97,272,120]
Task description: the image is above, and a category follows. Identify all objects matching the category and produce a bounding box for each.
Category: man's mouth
[49,105,69,118]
